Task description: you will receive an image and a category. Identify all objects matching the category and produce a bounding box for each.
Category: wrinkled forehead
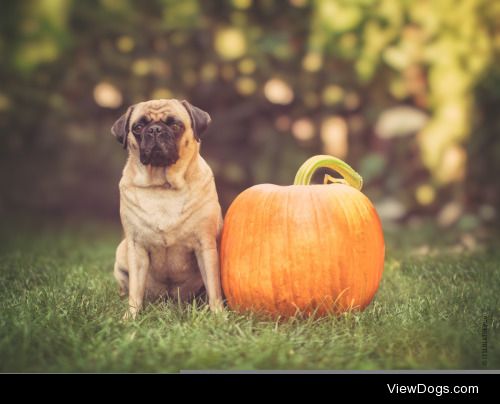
[131,99,190,124]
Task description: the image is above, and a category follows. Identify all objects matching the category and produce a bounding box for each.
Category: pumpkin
[220,155,385,317]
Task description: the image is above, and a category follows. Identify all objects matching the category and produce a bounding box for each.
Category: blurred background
[1,0,499,234]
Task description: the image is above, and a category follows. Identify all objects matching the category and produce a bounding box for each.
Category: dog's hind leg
[114,239,129,297]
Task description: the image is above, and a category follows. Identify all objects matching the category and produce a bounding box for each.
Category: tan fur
[113,99,224,320]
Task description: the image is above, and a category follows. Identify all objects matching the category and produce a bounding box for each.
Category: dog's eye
[132,124,143,134]
[171,123,182,133]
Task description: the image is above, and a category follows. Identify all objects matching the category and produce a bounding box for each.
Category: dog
[111,99,224,319]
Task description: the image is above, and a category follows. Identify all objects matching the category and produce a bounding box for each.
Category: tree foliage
[0,0,499,223]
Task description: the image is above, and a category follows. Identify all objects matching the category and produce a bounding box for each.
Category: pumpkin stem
[293,155,363,190]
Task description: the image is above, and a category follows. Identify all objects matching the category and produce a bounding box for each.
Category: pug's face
[111,99,211,167]
[130,106,185,167]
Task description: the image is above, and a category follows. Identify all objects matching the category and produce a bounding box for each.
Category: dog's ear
[181,100,211,142]
[111,105,135,149]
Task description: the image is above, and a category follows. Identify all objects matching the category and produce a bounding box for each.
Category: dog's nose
[146,124,163,137]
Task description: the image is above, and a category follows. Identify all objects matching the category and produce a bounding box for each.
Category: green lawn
[0,219,498,372]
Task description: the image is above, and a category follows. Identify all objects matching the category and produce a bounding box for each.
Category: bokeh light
[0,93,11,111]
[289,0,308,7]
[415,184,436,206]
[151,88,173,99]
[132,59,150,76]
[321,116,348,158]
[375,198,407,221]
[375,106,428,139]
[150,59,170,77]
[231,0,252,9]
[201,63,218,82]
[343,91,361,111]
[275,115,292,132]
[238,58,256,74]
[292,118,315,141]
[264,78,294,105]
[479,205,496,222]
[302,52,323,72]
[215,28,247,60]
[437,202,463,227]
[438,145,466,184]
[93,82,122,108]
[235,77,257,96]
[116,35,134,53]
[322,85,344,105]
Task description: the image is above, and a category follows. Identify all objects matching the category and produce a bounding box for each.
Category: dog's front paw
[209,300,225,314]
[121,308,138,322]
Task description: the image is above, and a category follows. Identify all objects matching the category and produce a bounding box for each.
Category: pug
[111,99,224,319]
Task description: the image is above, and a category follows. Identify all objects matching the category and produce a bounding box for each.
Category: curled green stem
[293,155,363,190]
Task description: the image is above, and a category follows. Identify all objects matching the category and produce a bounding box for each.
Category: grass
[0,219,499,372]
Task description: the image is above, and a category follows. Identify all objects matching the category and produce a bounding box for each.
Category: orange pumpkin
[220,155,385,317]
